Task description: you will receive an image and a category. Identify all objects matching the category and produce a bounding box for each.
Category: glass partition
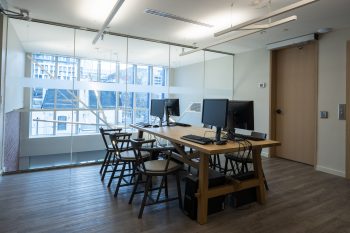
[2,17,234,172]
[128,38,169,127]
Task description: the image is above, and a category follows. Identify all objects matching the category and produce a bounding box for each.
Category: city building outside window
[29,53,168,137]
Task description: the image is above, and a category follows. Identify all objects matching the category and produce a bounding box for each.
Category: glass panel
[5,19,77,171]
[118,92,133,108]
[57,56,78,80]
[168,46,205,126]
[135,65,149,85]
[32,54,56,79]
[56,111,74,135]
[128,39,169,126]
[100,91,116,108]
[101,110,116,126]
[152,66,166,86]
[119,63,134,84]
[78,110,97,134]
[80,59,98,81]
[31,111,54,136]
[100,61,117,83]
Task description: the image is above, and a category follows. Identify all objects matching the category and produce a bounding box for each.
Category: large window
[29,53,168,137]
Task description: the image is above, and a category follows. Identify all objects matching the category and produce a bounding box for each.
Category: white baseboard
[316,165,345,178]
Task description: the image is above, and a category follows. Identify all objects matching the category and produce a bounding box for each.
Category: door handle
[276,109,282,114]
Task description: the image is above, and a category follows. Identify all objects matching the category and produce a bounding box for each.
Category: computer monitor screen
[202,99,228,143]
[165,99,180,116]
[150,99,165,120]
[226,100,254,132]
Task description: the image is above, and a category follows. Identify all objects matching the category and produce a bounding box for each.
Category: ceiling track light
[241,15,297,30]
[214,0,319,37]
[92,0,125,45]
[180,15,297,56]
[144,8,213,27]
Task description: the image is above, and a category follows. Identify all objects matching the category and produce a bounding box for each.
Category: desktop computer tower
[183,169,226,220]
[229,171,257,208]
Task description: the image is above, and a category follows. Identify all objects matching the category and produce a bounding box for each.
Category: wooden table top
[131,124,280,154]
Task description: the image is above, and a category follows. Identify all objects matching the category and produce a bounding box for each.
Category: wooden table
[131,124,280,224]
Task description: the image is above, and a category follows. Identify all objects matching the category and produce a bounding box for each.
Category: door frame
[346,41,350,179]
[269,42,318,166]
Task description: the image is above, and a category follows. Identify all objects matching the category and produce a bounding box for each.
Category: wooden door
[271,42,317,165]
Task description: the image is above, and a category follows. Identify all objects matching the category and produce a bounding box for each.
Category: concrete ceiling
[4,0,350,65]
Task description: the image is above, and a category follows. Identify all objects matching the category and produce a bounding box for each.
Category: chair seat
[120,150,149,161]
[141,160,181,174]
[225,153,252,163]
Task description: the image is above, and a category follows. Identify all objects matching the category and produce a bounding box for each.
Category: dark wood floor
[1,158,350,233]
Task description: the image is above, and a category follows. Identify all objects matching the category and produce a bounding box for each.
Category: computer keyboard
[180,134,213,145]
[175,122,191,127]
[134,122,152,128]
[233,133,265,141]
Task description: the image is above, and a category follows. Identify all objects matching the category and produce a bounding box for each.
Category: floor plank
[0,158,350,233]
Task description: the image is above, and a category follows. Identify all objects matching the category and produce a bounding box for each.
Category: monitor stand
[215,127,227,145]
[165,107,175,126]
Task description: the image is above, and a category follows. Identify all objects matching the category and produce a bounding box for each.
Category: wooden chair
[99,127,122,180]
[108,134,150,197]
[128,139,183,218]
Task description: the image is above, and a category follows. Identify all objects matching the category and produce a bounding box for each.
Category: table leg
[137,130,144,139]
[197,152,209,224]
[252,147,266,204]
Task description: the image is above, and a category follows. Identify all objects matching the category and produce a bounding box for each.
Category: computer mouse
[153,125,159,128]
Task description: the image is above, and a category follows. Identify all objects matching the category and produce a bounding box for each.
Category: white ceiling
[4,0,350,65]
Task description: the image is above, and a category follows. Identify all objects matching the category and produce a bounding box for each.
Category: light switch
[338,104,346,120]
[320,111,328,119]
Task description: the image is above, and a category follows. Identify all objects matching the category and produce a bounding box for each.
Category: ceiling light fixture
[180,15,297,56]
[241,15,297,30]
[144,8,213,27]
[92,0,125,45]
[214,0,319,37]
[181,30,260,56]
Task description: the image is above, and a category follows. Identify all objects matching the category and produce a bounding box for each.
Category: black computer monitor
[150,99,165,126]
[226,100,254,139]
[165,99,180,126]
[202,99,229,144]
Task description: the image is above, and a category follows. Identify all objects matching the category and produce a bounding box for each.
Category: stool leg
[156,176,165,202]
[101,151,113,181]
[114,162,126,197]
[129,173,141,204]
[175,172,182,209]
[164,175,168,198]
[224,157,229,175]
[99,150,109,174]
[107,159,120,187]
[138,176,151,219]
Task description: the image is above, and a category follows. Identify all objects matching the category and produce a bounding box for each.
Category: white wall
[233,48,271,137]
[316,28,350,177]
[170,54,234,126]
[232,29,350,177]
[4,20,25,113]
